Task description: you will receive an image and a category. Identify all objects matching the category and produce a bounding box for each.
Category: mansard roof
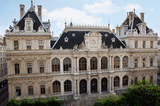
[122,13,149,34]
[52,30,127,49]
[15,11,47,32]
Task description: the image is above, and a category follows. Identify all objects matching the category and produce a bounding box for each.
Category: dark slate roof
[15,11,46,32]
[122,15,149,34]
[52,31,127,49]
[51,40,56,48]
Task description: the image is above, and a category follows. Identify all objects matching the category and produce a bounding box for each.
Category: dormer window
[111,37,115,42]
[64,37,68,42]
[105,34,108,37]
[26,21,31,31]
[24,15,33,32]
[72,33,75,37]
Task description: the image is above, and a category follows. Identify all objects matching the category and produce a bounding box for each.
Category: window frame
[27,63,32,74]
[14,41,19,50]
[15,63,20,74]
[16,87,21,96]
[26,40,31,50]
[28,86,33,95]
[39,40,44,50]
[40,85,45,94]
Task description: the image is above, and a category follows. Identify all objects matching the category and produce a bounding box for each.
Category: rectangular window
[15,64,20,74]
[134,59,138,68]
[14,41,19,50]
[39,63,44,73]
[26,21,31,31]
[40,85,45,94]
[27,63,32,73]
[28,86,33,95]
[39,40,44,50]
[27,40,31,50]
[150,76,153,82]
[135,41,138,48]
[16,87,21,96]
[143,41,145,48]
[150,41,153,48]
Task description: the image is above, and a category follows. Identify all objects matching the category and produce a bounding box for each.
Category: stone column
[111,56,114,69]
[33,59,37,73]
[120,56,123,70]
[128,75,131,86]
[98,76,101,94]
[77,79,80,95]
[87,76,91,94]
[76,57,79,73]
[46,57,51,73]
[139,56,142,67]
[120,76,122,89]
[98,57,101,71]
[60,58,63,74]
[154,55,158,67]
[108,76,111,92]
[108,56,111,70]
[111,77,114,91]
[60,81,64,95]
[146,56,149,67]
[74,79,77,94]
[128,56,131,68]
[87,57,90,72]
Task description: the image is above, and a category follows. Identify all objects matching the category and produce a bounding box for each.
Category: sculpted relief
[84,31,102,51]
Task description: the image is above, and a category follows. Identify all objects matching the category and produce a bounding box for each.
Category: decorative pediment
[84,31,102,51]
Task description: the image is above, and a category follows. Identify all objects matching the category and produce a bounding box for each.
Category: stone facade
[5,2,158,101]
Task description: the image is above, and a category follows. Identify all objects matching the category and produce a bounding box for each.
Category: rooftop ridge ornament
[28,0,35,11]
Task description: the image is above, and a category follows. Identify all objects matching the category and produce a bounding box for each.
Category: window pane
[27,63,32,73]
[16,87,21,96]
[28,86,33,95]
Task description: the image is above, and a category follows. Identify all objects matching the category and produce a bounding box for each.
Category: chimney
[129,12,133,25]
[20,4,25,18]
[112,29,115,34]
[37,5,42,21]
[140,13,144,22]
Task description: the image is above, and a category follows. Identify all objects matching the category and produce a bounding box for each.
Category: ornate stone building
[5,2,158,100]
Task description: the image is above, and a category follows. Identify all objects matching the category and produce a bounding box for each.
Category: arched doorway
[101,78,107,92]
[91,79,97,93]
[80,79,87,94]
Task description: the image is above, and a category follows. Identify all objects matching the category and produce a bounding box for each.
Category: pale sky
[0,0,159,37]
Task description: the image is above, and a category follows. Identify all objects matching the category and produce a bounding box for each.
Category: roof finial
[70,18,73,26]
[108,20,110,29]
[65,18,66,26]
[134,8,135,14]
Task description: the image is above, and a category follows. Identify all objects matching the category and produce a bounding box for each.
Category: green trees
[7,96,62,106]
[94,78,160,106]
[34,97,47,106]
[20,97,34,106]
[47,96,62,106]
[7,98,20,106]
[121,78,160,106]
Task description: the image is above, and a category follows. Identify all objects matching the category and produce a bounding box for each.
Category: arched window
[64,80,72,92]
[142,76,145,80]
[79,57,87,71]
[143,41,145,48]
[15,63,19,74]
[135,41,138,48]
[63,58,71,71]
[101,78,107,92]
[90,57,97,70]
[53,81,61,93]
[114,56,120,68]
[142,58,146,67]
[114,76,120,87]
[134,59,138,68]
[123,75,128,86]
[131,79,134,85]
[150,58,153,66]
[123,56,128,68]
[52,58,60,72]
[101,57,108,69]
[135,77,138,83]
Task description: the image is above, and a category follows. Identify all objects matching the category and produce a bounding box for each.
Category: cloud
[124,4,142,12]
[42,7,102,36]
[84,0,119,15]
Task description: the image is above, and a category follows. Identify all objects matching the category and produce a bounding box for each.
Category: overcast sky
[0,0,159,37]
